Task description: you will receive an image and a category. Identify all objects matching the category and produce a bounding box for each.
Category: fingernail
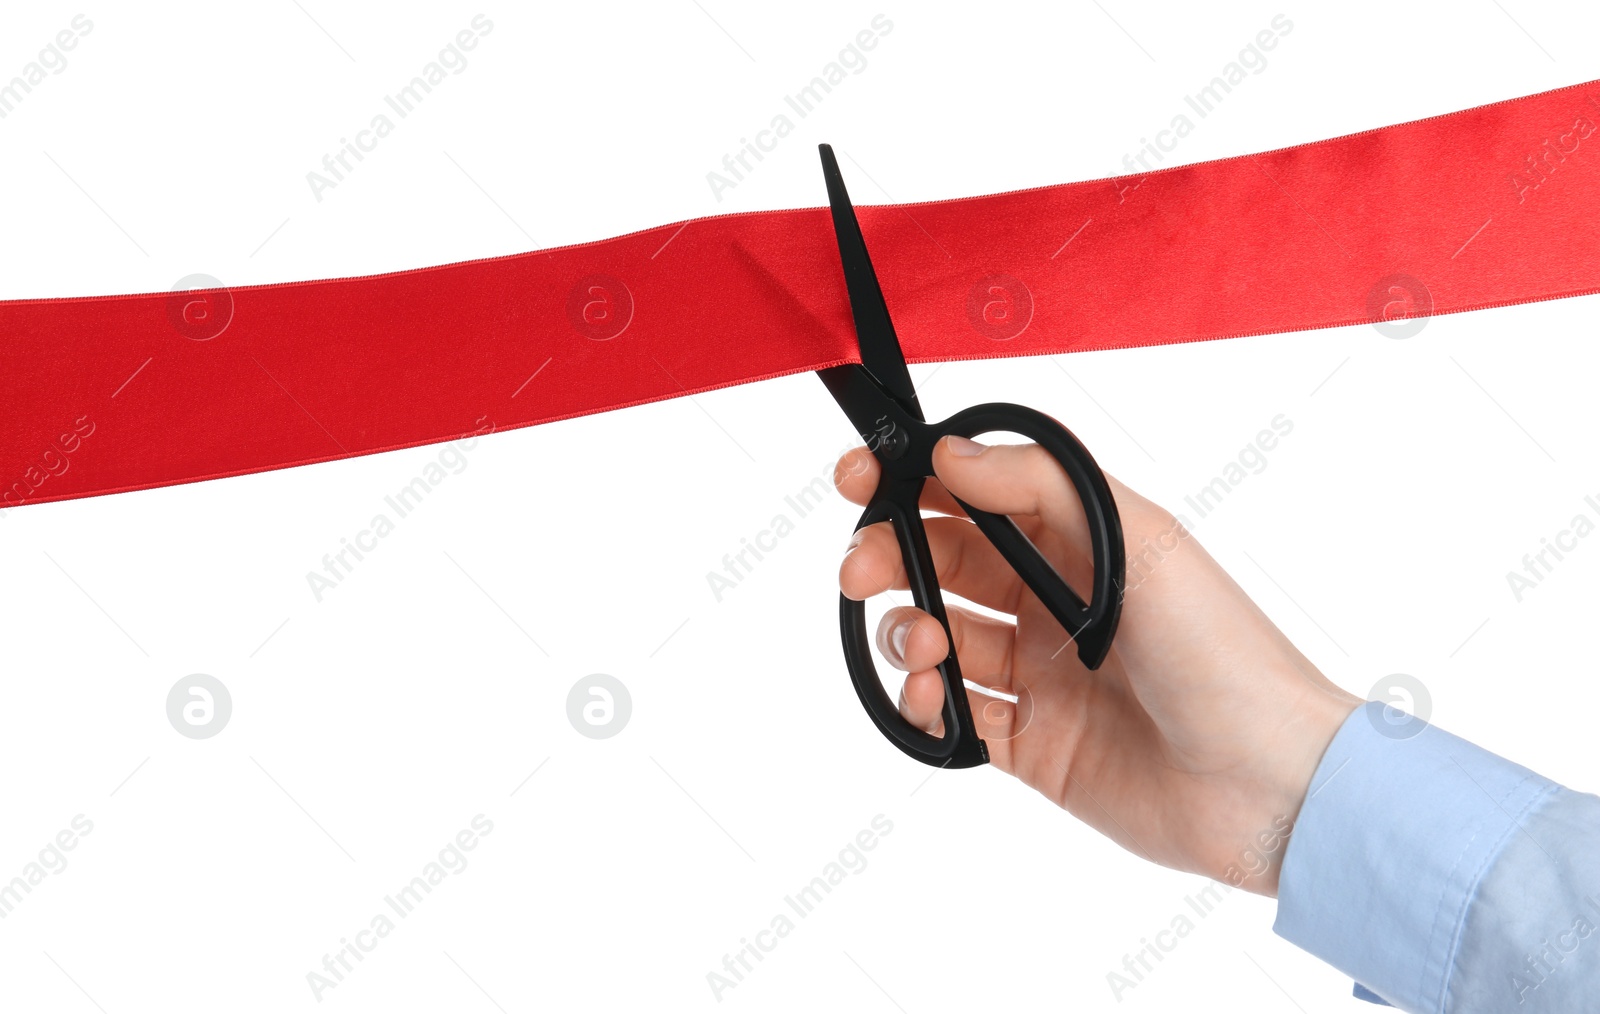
[888,617,913,665]
[947,435,988,456]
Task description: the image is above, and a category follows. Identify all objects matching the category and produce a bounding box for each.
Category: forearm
[1274,701,1600,1012]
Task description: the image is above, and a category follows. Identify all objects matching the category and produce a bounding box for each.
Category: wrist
[1233,684,1362,897]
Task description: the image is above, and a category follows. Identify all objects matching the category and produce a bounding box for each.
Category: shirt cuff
[1273,700,1558,1012]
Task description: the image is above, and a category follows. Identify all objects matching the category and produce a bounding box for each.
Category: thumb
[929,434,1106,601]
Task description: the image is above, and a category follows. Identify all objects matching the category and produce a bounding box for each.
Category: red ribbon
[5,80,1598,510]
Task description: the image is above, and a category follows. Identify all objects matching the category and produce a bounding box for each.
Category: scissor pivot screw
[876,426,910,459]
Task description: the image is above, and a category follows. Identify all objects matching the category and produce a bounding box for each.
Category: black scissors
[816,144,1125,769]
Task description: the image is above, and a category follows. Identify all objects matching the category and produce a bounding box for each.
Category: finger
[883,604,948,733]
[876,605,947,673]
[934,435,1162,535]
[840,518,1026,614]
[934,436,1209,623]
[931,436,1152,600]
[833,447,967,518]
[897,671,1027,748]
[876,604,1015,682]
[898,670,945,735]
[932,436,1094,536]
[881,604,1018,737]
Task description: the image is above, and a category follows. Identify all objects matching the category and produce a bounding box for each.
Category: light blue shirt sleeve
[1273,701,1600,1012]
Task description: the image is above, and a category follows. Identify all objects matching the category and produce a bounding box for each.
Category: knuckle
[1136,504,1190,546]
[1017,443,1074,498]
[937,522,968,588]
[1122,505,1193,590]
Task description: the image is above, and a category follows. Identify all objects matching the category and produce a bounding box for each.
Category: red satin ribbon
[5,80,1599,510]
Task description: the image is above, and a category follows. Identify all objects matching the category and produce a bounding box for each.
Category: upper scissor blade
[818,144,923,421]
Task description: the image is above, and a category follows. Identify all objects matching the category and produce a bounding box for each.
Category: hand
[835,435,1361,895]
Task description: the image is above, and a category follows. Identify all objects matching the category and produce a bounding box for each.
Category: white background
[1,2,1597,1011]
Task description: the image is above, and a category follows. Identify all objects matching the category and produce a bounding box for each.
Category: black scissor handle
[938,403,1124,670]
[840,475,991,769]
[839,403,1123,768]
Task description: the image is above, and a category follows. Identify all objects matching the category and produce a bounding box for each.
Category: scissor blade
[818,144,923,421]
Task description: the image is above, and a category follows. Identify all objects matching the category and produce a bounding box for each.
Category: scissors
[816,143,1126,769]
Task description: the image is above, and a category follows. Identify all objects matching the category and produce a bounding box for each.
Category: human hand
[835,435,1361,895]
